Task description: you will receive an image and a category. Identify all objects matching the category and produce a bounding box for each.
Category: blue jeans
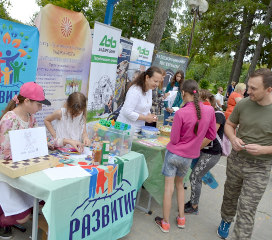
[163,110,175,126]
[162,150,192,177]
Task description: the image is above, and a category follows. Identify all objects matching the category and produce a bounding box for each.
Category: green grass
[87,108,105,122]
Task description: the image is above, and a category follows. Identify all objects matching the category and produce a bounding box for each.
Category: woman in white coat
[117,66,162,133]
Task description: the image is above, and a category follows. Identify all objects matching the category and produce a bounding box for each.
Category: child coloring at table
[44,92,90,152]
[155,79,217,233]
[0,82,51,239]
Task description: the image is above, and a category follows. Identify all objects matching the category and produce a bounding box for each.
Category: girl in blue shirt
[163,70,184,125]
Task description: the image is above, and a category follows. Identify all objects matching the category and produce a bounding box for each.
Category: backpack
[215,111,231,156]
[216,132,231,156]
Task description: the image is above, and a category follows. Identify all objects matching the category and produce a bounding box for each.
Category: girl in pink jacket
[155,79,217,233]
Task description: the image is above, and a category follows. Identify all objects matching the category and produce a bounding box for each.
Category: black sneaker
[0,226,13,239]
[184,203,199,215]
[184,201,192,209]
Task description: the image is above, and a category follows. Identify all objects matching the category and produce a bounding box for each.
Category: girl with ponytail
[155,79,217,233]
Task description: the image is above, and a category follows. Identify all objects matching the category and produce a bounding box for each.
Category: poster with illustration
[127,37,154,82]
[34,4,92,125]
[0,18,39,114]
[9,127,48,162]
[152,51,189,88]
[112,37,132,114]
[86,22,121,122]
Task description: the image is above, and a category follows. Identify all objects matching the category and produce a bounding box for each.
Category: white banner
[34,4,92,126]
[127,38,155,82]
[87,22,122,122]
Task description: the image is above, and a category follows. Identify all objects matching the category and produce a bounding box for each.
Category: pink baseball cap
[20,82,51,106]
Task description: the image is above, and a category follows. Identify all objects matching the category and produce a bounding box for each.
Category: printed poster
[86,22,121,122]
[9,127,48,162]
[127,37,154,82]
[152,51,189,88]
[34,4,92,125]
[0,18,39,114]
[113,37,132,112]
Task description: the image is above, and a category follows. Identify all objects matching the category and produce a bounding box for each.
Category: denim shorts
[162,150,192,177]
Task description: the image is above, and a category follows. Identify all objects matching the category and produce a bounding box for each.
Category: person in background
[199,89,213,106]
[44,92,90,152]
[217,68,272,239]
[215,87,224,111]
[163,70,184,125]
[146,68,166,127]
[0,82,51,239]
[158,68,166,97]
[224,83,246,120]
[156,68,167,116]
[226,81,236,99]
[132,70,141,82]
[184,89,226,215]
[155,79,216,233]
[117,66,162,133]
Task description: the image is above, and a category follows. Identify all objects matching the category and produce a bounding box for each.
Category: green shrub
[199,79,210,89]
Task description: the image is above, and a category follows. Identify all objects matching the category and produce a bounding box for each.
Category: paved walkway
[12,157,272,239]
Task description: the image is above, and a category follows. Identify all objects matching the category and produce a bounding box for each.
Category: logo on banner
[61,17,73,37]
[69,159,136,240]
[137,46,149,56]
[0,22,38,108]
[1,32,28,85]
[100,35,117,48]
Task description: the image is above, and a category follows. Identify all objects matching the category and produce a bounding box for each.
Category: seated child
[44,92,90,152]
[0,82,51,239]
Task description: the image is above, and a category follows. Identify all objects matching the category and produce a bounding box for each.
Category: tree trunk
[231,9,255,84]
[228,9,247,85]
[245,0,272,83]
[129,0,135,38]
[187,51,197,68]
[146,0,174,61]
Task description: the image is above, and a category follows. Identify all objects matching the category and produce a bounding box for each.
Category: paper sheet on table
[172,107,179,112]
[66,147,92,160]
[43,166,90,181]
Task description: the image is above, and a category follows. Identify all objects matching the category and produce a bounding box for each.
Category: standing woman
[226,81,236,99]
[224,83,246,120]
[163,70,184,125]
[155,80,217,233]
[117,66,162,133]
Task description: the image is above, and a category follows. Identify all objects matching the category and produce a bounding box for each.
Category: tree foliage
[36,0,182,42]
[0,0,14,21]
[22,0,272,87]
[37,0,89,13]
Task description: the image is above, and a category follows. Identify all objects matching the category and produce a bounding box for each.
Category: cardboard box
[0,155,59,178]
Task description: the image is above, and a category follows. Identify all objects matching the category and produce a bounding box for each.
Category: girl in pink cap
[0,82,50,239]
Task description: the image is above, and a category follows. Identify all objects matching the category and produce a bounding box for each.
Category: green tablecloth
[132,141,166,205]
[132,139,192,206]
[0,151,148,240]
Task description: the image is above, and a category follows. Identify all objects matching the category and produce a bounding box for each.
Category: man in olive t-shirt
[217,68,272,240]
